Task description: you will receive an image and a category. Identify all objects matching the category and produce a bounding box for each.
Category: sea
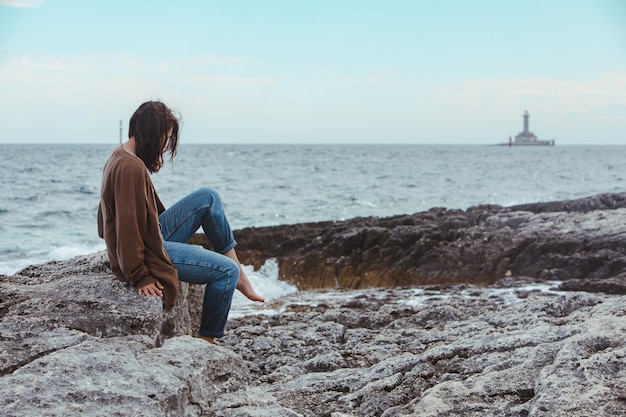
[1,144,625,313]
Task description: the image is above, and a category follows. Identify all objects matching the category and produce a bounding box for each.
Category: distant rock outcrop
[2,193,626,416]
[193,192,626,293]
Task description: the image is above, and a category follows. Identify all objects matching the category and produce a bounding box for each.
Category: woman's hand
[138,281,164,298]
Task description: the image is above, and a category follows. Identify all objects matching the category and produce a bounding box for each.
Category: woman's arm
[114,165,157,290]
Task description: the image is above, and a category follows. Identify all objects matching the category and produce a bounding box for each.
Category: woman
[98,101,264,343]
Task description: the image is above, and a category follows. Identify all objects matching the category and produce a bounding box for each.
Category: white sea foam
[399,282,566,308]
[48,244,106,262]
[227,281,570,319]
[230,259,298,318]
[0,259,33,276]
[0,243,106,276]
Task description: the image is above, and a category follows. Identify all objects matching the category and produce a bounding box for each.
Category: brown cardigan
[97,147,178,309]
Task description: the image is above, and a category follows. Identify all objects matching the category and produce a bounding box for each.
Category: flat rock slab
[0,335,251,416]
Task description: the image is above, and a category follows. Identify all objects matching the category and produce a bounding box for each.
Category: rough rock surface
[1,193,626,416]
[0,253,297,417]
[188,192,626,292]
[220,286,626,417]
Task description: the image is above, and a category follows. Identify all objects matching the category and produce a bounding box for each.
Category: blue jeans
[159,188,239,338]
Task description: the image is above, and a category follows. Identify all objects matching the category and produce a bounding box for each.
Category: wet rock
[557,274,626,294]
[189,192,626,291]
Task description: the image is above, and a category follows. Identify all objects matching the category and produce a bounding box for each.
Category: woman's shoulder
[102,149,151,195]
[105,147,146,173]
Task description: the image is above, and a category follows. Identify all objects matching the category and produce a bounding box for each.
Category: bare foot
[223,248,265,302]
[237,269,265,302]
[197,335,215,344]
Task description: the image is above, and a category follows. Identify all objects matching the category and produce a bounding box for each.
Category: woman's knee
[193,187,222,206]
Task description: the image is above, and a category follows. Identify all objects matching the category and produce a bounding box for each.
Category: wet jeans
[158,188,239,338]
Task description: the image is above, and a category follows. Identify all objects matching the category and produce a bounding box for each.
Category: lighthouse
[523,110,530,135]
[514,110,538,143]
[505,110,554,146]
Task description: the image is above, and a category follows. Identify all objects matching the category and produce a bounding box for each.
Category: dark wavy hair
[128,101,180,173]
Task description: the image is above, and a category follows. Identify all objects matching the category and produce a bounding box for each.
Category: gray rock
[0,251,197,377]
[207,192,626,291]
[0,251,301,417]
[220,287,626,417]
[2,257,626,416]
[0,335,250,417]
[2,193,626,416]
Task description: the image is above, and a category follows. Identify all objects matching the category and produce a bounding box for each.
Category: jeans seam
[173,259,232,273]
[163,205,202,240]
[199,269,236,337]
[162,204,209,241]
[164,203,234,254]
[215,271,235,335]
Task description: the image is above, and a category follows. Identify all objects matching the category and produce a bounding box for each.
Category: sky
[0,0,625,145]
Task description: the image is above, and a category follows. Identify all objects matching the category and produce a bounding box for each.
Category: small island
[502,110,555,146]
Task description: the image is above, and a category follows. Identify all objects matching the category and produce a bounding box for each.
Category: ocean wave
[3,143,626,279]
[0,242,106,276]
[36,210,76,219]
[10,195,41,202]
[72,185,98,195]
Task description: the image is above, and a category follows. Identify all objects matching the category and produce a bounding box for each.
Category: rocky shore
[1,193,626,416]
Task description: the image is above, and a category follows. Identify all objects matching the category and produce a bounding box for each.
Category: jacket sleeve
[97,203,104,239]
[114,166,157,289]
[154,186,167,214]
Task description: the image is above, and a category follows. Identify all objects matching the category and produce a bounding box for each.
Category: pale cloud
[0,52,278,142]
[392,73,625,143]
[0,53,137,77]
[0,53,274,88]
[324,69,406,86]
[325,76,396,85]
[0,0,44,8]
[181,74,275,88]
[432,73,626,128]
[1,51,624,144]
[177,55,255,67]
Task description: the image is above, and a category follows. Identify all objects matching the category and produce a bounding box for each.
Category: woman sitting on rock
[97,100,264,343]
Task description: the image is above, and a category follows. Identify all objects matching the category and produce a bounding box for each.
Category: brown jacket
[97,147,178,309]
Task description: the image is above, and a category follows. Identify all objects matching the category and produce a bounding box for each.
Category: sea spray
[230,258,298,318]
